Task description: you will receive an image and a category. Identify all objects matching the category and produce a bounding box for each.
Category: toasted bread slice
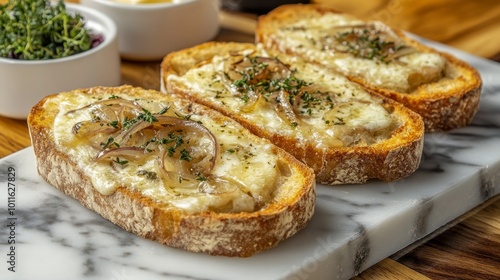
[27,85,315,257]
[256,4,482,132]
[161,42,424,185]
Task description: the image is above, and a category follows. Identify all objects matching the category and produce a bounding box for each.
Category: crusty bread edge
[255,3,483,132]
[365,32,483,132]
[161,42,425,185]
[27,85,316,257]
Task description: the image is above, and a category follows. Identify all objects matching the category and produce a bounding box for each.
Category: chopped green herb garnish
[137,108,158,123]
[324,117,346,125]
[137,170,157,180]
[179,149,192,162]
[173,134,184,149]
[157,105,170,115]
[196,175,207,181]
[122,117,137,130]
[108,120,119,129]
[113,157,128,166]
[167,146,176,157]
[174,111,192,120]
[334,27,405,63]
[231,55,311,105]
[122,108,158,129]
[100,137,119,149]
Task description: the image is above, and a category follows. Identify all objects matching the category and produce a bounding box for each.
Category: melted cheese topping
[168,50,397,148]
[269,14,446,92]
[50,92,280,214]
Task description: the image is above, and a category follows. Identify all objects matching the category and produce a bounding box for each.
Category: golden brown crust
[161,42,425,185]
[27,85,316,257]
[255,4,482,132]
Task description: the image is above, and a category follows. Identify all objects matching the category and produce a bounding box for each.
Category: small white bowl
[0,3,121,120]
[80,0,220,61]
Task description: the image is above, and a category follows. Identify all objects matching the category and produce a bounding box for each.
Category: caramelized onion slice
[224,55,293,84]
[128,128,158,151]
[223,53,247,81]
[274,90,304,127]
[72,120,118,137]
[155,115,218,175]
[95,147,147,162]
[158,149,256,210]
[389,46,417,60]
[156,116,219,174]
[240,89,262,113]
[219,70,262,112]
[114,120,154,146]
[220,54,294,113]
[157,149,202,196]
[198,176,238,195]
[253,57,292,81]
[291,87,333,119]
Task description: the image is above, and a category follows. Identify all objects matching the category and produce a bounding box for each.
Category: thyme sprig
[0,0,98,60]
[122,108,158,130]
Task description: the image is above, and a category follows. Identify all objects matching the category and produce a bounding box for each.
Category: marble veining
[413,198,434,239]
[1,39,500,280]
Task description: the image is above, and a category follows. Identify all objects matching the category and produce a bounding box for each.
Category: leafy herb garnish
[137,108,158,123]
[100,137,119,149]
[196,175,207,181]
[157,105,170,115]
[231,55,311,103]
[334,27,405,63]
[179,148,192,162]
[0,0,99,60]
[108,120,119,129]
[122,108,158,129]
[113,157,128,166]
[122,117,136,130]
[137,170,157,180]
[174,111,193,121]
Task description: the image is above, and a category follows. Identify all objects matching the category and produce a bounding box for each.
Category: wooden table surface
[1,0,499,279]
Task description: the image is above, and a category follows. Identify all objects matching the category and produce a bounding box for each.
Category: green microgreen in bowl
[0,0,102,60]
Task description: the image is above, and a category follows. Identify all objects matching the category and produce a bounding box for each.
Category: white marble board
[1,39,499,280]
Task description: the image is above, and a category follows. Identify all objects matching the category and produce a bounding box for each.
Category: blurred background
[219,0,500,59]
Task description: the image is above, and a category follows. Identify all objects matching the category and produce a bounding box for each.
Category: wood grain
[0,0,498,278]
[354,258,431,280]
[396,198,500,280]
[0,116,30,158]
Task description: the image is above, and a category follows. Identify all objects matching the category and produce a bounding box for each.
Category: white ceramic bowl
[0,3,121,120]
[80,0,220,61]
